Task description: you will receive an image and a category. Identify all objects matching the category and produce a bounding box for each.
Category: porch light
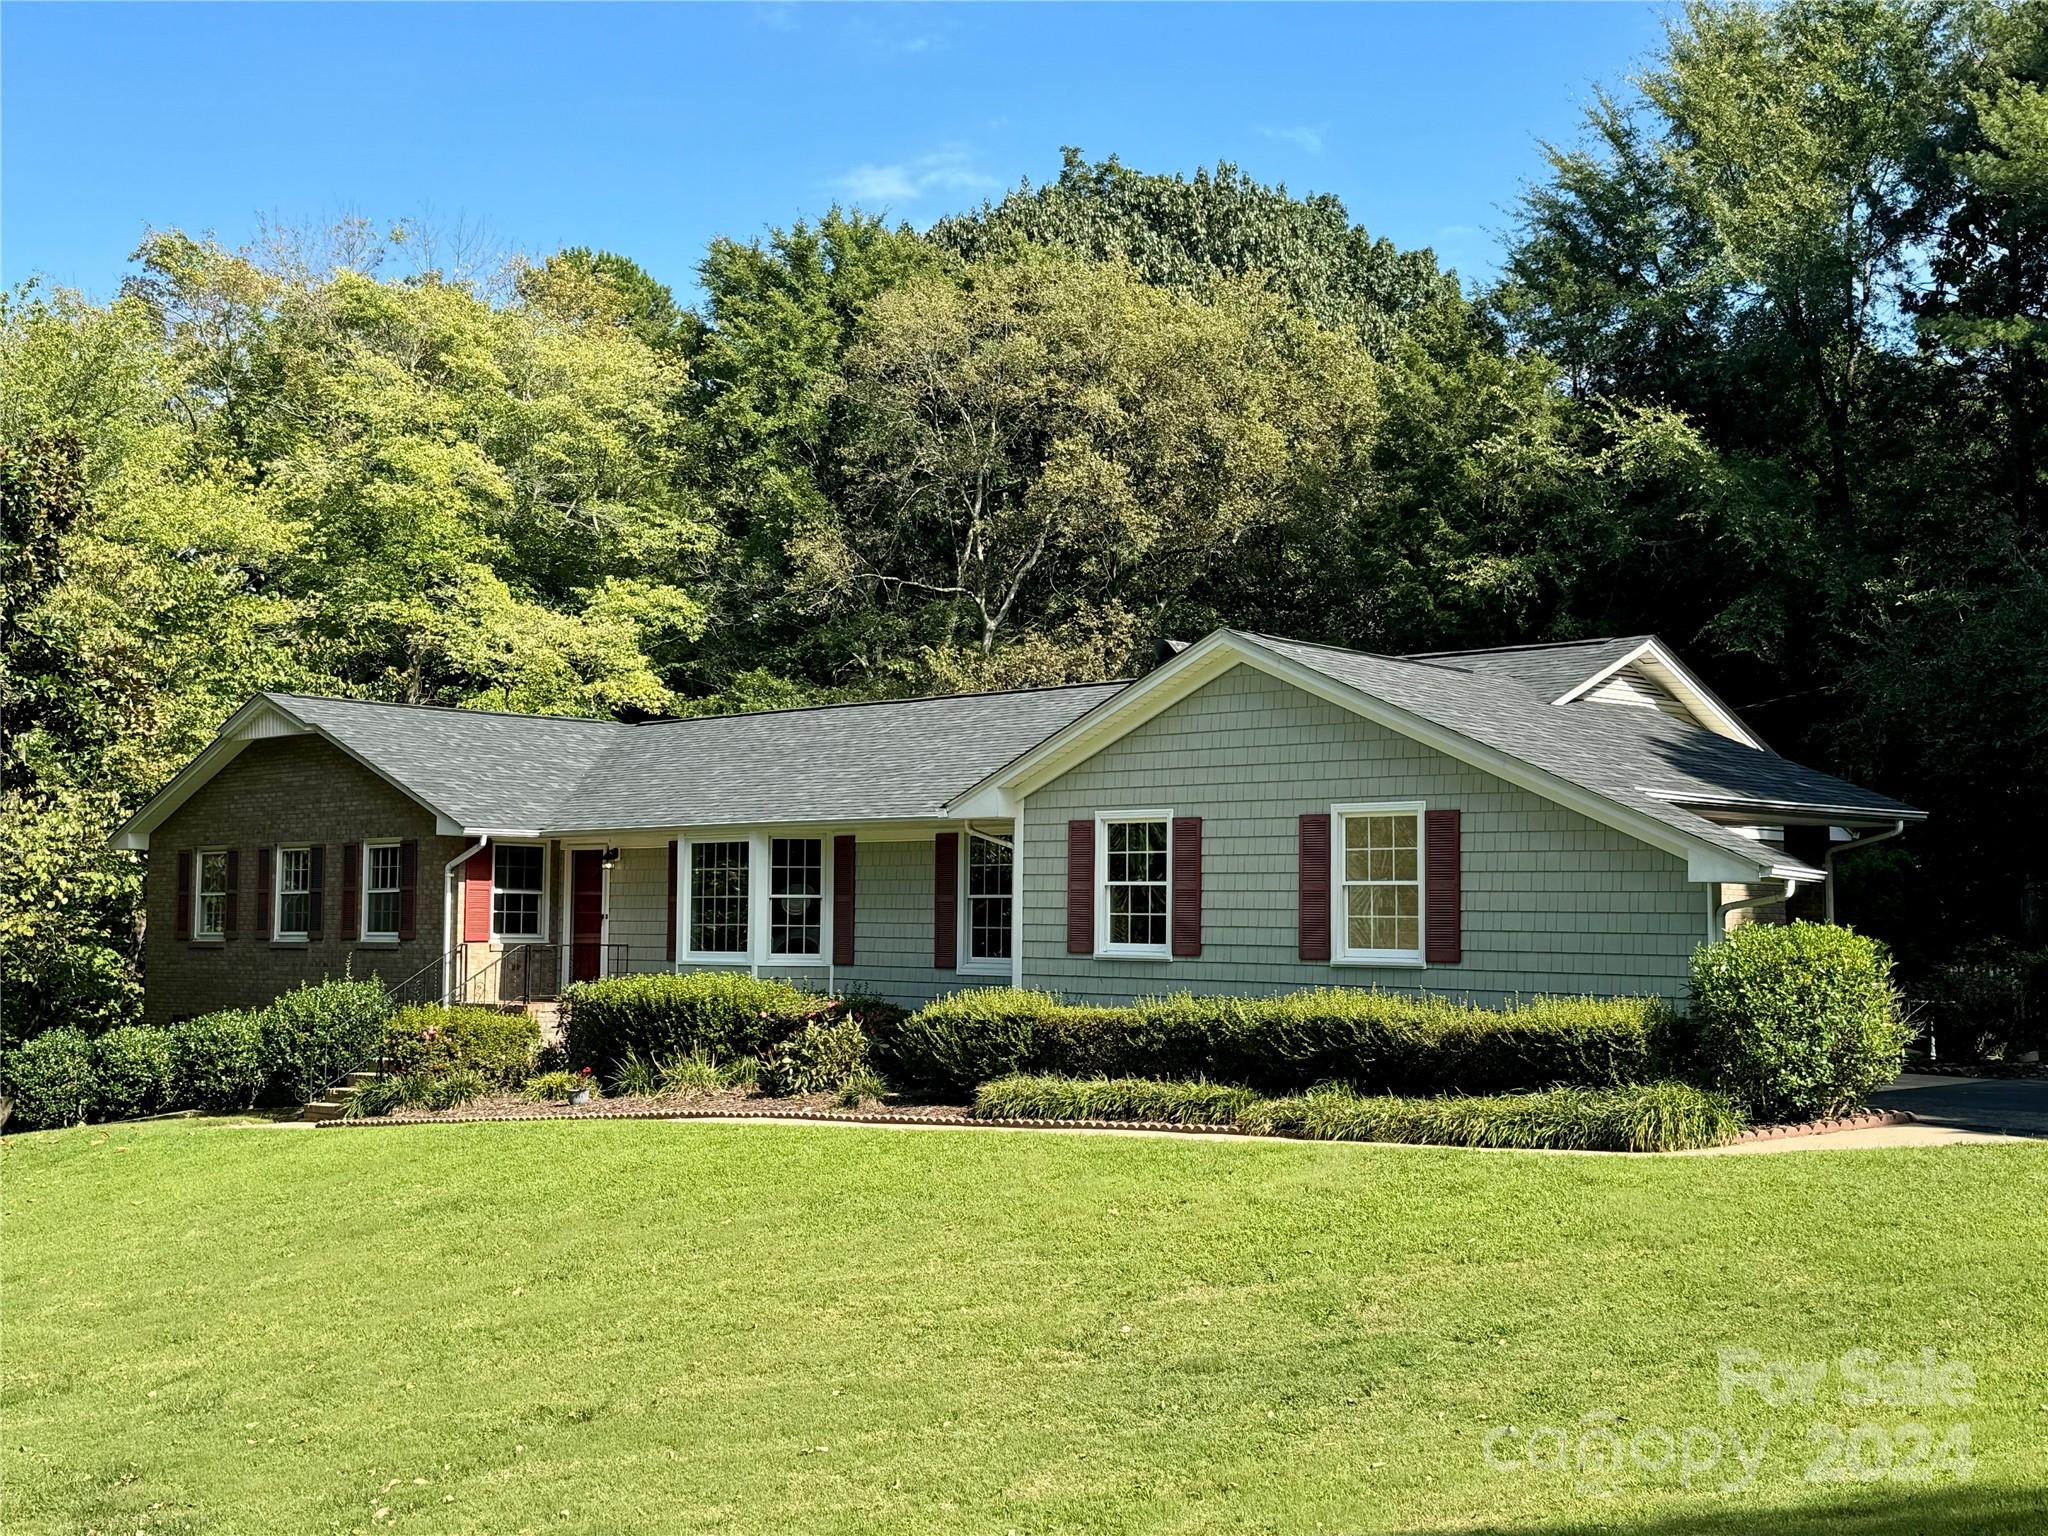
[601,847,620,871]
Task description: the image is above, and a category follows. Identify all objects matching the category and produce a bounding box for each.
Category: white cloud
[829,147,998,206]
[1258,124,1326,154]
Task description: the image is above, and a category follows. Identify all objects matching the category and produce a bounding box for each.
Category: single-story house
[115,629,1921,1027]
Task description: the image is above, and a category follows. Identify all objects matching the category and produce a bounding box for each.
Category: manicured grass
[4,1119,2045,1535]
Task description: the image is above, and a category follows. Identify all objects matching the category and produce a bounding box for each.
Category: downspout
[1824,820,1906,923]
[1713,879,1797,941]
[441,836,489,1003]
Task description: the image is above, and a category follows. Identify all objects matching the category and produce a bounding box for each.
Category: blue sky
[3,2,1673,302]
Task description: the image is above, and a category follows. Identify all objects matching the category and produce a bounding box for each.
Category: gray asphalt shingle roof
[265,683,1128,834]
[1403,636,1653,701]
[1234,633,1919,876]
[550,684,1129,832]
[268,694,635,831]
[245,630,1915,881]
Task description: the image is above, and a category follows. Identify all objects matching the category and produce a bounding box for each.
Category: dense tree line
[4,0,2042,1041]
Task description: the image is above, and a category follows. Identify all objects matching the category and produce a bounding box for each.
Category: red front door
[571,850,605,981]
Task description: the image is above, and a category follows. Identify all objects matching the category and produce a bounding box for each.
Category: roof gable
[960,630,1918,883]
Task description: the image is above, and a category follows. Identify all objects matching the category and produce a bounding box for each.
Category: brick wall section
[143,736,469,1025]
[1019,663,1709,1007]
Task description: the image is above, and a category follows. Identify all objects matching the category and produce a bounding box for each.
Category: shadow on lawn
[1403,1484,2048,1536]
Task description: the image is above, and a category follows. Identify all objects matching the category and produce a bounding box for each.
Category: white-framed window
[275,846,312,940]
[1333,802,1425,965]
[1097,812,1171,957]
[196,849,229,939]
[686,839,750,958]
[492,842,546,941]
[962,828,1013,972]
[362,841,403,942]
[768,836,823,959]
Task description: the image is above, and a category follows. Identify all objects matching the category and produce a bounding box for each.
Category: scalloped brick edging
[1900,1059,2048,1081]
[1727,1108,1916,1142]
[314,1104,1246,1135]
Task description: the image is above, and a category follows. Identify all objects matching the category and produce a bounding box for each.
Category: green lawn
[4,1119,2044,1535]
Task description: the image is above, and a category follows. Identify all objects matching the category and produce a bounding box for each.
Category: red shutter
[223,849,240,937]
[341,842,360,941]
[1298,813,1331,962]
[397,839,419,941]
[464,848,493,942]
[833,835,856,966]
[174,850,193,941]
[1424,809,1463,964]
[1066,820,1094,954]
[307,845,326,940]
[665,840,679,962]
[933,832,958,970]
[255,847,272,939]
[1171,816,1203,958]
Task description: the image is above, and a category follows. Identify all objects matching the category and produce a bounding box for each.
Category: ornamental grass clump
[971,1075,1259,1125]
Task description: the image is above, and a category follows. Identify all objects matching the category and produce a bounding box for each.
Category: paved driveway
[1871,1072,2048,1138]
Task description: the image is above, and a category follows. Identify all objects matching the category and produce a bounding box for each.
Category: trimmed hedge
[171,1010,268,1111]
[92,1026,177,1121]
[973,1074,1744,1152]
[973,1074,1260,1126]
[260,977,392,1103]
[383,1004,539,1087]
[3,1028,97,1131]
[887,987,1671,1098]
[1687,921,1908,1121]
[562,973,835,1071]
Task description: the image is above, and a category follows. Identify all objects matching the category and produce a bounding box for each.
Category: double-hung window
[1099,814,1170,956]
[769,837,823,958]
[1335,803,1424,963]
[963,829,1013,969]
[363,842,403,942]
[493,843,545,940]
[195,850,229,939]
[688,840,750,957]
[276,847,312,940]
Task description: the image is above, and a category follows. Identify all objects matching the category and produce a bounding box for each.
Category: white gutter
[1824,819,1906,923]
[441,836,489,1003]
[1712,879,1797,941]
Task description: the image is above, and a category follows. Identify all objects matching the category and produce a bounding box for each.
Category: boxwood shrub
[383,1004,539,1087]
[259,977,392,1103]
[562,972,834,1071]
[172,1009,268,1111]
[92,1025,177,1121]
[1687,921,1908,1121]
[3,1027,98,1131]
[888,987,1671,1098]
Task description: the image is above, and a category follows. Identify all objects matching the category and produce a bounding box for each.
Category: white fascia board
[110,697,308,850]
[1646,790,1927,826]
[539,816,1004,846]
[946,630,1245,810]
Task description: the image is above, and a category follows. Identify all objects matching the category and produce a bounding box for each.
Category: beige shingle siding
[1019,663,1704,1006]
